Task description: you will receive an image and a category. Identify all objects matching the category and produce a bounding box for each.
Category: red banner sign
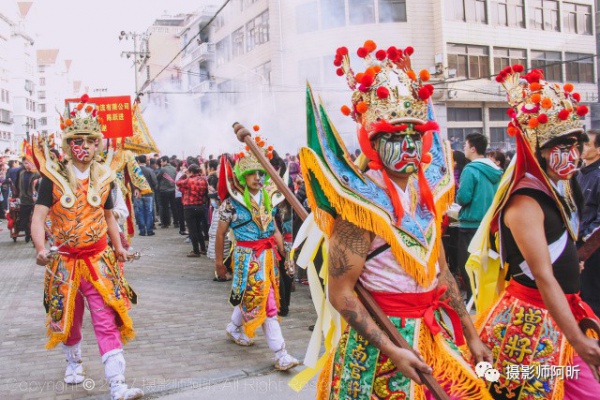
[65,95,133,138]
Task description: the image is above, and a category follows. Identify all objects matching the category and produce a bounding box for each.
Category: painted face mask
[375,133,422,174]
[69,138,90,162]
[246,170,266,187]
[547,141,579,179]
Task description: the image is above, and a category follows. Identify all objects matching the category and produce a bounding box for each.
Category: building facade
[36,50,74,136]
[173,0,596,153]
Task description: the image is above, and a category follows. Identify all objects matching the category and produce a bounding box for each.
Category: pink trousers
[64,277,123,356]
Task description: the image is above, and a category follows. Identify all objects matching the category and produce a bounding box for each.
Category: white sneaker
[64,361,85,384]
[110,380,144,400]
[225,322,254,346]
[274,349,300,371]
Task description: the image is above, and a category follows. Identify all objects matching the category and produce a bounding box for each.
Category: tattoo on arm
[440,268,469,319]
[340,295,387,348]
[329,218,370,279]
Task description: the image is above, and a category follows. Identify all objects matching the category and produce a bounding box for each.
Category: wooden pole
[232,122,449,400]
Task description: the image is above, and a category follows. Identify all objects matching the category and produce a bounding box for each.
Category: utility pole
[119,31,150,100]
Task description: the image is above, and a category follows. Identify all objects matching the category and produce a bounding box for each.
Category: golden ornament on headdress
[498,65,588,149]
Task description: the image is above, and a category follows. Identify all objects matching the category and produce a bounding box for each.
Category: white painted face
[485,368,501,383]
[475,361,493,378]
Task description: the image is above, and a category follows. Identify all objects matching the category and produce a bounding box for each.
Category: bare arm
[215,219,230,279]
[105,209,127,262]
[505,194,600,379]
[31,204,50,265]
[327,216,431,383]
[438,244,492,363]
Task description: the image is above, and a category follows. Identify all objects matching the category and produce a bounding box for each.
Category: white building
[178,0,597,153]
[0,12,15,152]
[37,49,73,136]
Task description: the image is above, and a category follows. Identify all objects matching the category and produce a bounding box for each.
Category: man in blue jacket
[456,132,503,301]
[578,130,600,316]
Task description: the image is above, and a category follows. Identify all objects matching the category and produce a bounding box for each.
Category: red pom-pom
[506,108,516,118]
[336,47,348,56]
[495,75,504,83]
[357,47,368,58]
[418,87,431,100]
[336,68,344,76]
[404,46,414,56]
[577,105,589,116]
[358,84,369,93]
[333,59,342,67]
[537,114,548,123]
[387,46,398,60]
[375,50,386,61]
[361,74,374,87]
[376,86,389,99]
[70,111,76,116]
[424,84,434,94]
[92,109,98,117]
[253,125,260,132]
[558,109,570,120]
[341,105,351,116]
[81,94,89,103]
[572,93,581,102]
[513,64,524,73]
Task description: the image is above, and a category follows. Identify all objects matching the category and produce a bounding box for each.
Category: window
[493,47,526,74]
[447,128,472,146]
[256,11,269,46]
[490,0,524,27]
[531,50,562,81]
[489,127,515,149]
[39,117,47,126]
[39,77,45,86]
[232,27,244,57]
[446,0,487,23]
[216,37,231,66]
[321,0,345,29]
[447,108,483,122]
[38,91,46,100]
[255,61,271,85]
[489,108,511,121]
[378,0,406,22]
[349,0,374,25]
[563,3,592,35]
[38,65,45,73]
[529,0,559,31]
[447,44,489,79]
[246,19,256,51]
[566,53,594,83]
[297,2,319,33]
[38,104,46,113]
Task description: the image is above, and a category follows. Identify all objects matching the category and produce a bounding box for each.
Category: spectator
[134,155,157,236]
[174,161,187,235]
[456,132,503,300]
[452,150,468,193]
[288,155,300,183]
[15,159,40,242]
[578,130,600,316]
[156,156,177,228]
[486,150,507,170]
[176,164,209,257]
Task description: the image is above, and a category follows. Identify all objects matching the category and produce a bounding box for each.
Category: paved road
[0,224,318,399]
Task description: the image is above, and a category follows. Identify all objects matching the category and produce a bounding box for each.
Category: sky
[26,0,203,95]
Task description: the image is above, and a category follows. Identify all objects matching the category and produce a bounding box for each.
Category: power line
[141,0,231,92]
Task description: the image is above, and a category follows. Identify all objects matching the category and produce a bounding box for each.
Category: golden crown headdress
[335,40,436,139]
[234,125,274,179]
[497,65,588,149]
[60,94,103,139]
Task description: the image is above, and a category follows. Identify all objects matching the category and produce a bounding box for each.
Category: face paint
[69,138,89,162]
[375,133,422,174]
[246,170,266,188]
[547,143,579,179]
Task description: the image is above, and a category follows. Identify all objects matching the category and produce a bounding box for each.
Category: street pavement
[0,224,318,400]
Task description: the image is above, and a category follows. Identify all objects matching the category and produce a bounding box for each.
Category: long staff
[232,122,449,400]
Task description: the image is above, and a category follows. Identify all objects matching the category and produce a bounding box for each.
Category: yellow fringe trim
[243,250,279,338]
[315,348,336,400]
[300,148,452,288]
[45,255,136,349]
[417,323,493,400]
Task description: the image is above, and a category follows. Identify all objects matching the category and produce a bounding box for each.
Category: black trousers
[174,197,185,232]
[278,259,293,314]
[457,227,477,301]
[581,248,600,318]
[159,191,176,227]
[18,204,34,236]
[184,205,207,253]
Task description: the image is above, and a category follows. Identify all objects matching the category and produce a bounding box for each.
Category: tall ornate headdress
[233,125,274,184]
[60,94,105,156]
[334,41,439,222]
[497,65,588,150]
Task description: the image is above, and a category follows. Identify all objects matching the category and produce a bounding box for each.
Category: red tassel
[217,154,230,201]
